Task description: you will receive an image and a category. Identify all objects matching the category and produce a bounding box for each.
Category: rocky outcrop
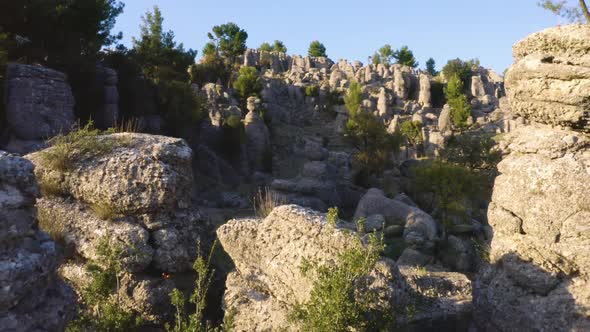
[0,151,75,332]
[244,97,271,173]
[217,205,405,331]
[3,63,75,154]
[475,25,590,331]
[26,133,210,322]
[218,205,473,331]
[94,65,119,128]
[505,24,590,132]
[354,188,439,251]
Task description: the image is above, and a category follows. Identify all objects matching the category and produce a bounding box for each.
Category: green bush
[189,58,231,87]
[445,74,471,131]
[304,85,319,97]
[344,82,400,179]
[233,66,262,101]
[166,240,231,332]
[442,58,479,87]
[308,41,327,57]
[400,120,423,157]
[292,233,391,332]
[67,236,143,331]
[156,80,206,137]
[327,207,339,227]
[412,160,480,236]
[440,133,502,171]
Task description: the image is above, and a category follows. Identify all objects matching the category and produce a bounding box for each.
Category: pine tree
[308,40,327,57]
[393,46,418,68]
[445,74,471,131]
[426,58,438,76]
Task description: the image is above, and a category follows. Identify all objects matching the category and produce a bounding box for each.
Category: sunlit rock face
[475,24,590,332]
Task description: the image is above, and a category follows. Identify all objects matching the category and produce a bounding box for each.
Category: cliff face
[0,151,76,332]
[474,24,590,332]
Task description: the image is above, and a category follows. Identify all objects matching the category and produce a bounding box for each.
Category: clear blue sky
[113,0,568,74]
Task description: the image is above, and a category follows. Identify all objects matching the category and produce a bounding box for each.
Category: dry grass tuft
[253,187,286,218]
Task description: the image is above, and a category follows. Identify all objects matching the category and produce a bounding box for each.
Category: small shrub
[412,160,480,237]
[292,232,391,331]
[356,217,366,234]
[400,120,424,157]
[233,66,262,101]
[67,236,143,331]
[40,121,115,172]
[440,133,501,171]
[166,240,225,332]
[304,85,319,98]
[327,207,339,227]
[253,187,286,218]
[223,115,242,129]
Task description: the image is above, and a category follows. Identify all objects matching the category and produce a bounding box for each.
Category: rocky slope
[474,24,590,331]
[0,151,75,332]
[26,133,212,322]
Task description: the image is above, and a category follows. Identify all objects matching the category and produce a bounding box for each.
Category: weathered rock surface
[354,188,439,250]
[4,63,75,141]
[475,26,590,331]
[28,133,194,215]
[26,134,210,322]
[0,151,75,332]
[218,205,410,331]
[219,205,473,331]
[505,24,590,132]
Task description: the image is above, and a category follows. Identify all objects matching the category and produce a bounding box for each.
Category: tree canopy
[426,58,438,76]
[445,74,471,130]
[539,0,590,22]
[0,0,124,65]
[205,22,248,65]
[308,40,327,57]
[393,46,418,68]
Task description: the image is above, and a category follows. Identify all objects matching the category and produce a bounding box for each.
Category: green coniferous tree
[308,40,327,57]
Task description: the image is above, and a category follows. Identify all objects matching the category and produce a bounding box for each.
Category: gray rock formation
[475,25,590,331]
[94,65,119,128]
[244,98,271,173]
[505,24,590,132]
[219,205,473,331]
[0,151,75,332]
[354,188,439,251]
[217,205,409,331]
[4,64,75,141]
[26,133,210,322]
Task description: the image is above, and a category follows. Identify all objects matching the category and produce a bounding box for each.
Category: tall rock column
[474,24,590,332]
[0,151,75,331]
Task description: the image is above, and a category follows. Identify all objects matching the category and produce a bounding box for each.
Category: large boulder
[4,64,75,141]
[354,188,439,250]
[0,152,75,331]
[217,205,409,331]
[26,133,210,322]
[28,133,193,215]
[504,24,590,132]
